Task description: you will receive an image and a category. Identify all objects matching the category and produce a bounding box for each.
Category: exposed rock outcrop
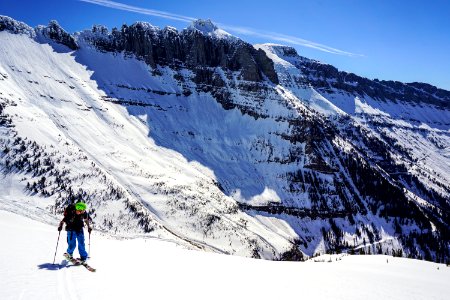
[0,15,34,36]
[38,20,78,50]
[79,20,279,85]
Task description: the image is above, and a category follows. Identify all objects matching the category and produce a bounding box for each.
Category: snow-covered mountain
[0,15,448,262]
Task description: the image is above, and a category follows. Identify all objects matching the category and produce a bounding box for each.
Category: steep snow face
[255,44,346,116]
[0,31,296,259]
[258,43,450,205]
[257,43,450,261]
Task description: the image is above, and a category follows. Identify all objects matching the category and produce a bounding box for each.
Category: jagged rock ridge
[78,20,278,84]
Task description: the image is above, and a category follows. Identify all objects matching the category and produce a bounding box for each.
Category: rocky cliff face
[78,19,278,84]
[0,16,448,263]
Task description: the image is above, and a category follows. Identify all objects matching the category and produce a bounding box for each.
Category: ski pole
[52,231,61,265]
[88,231,91,258]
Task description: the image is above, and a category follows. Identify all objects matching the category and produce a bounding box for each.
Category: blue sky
[2,0,449,90]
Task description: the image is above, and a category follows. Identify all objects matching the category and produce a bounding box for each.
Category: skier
[58,201,93,262]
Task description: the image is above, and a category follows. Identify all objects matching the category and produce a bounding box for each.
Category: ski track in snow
[1,209,450,300]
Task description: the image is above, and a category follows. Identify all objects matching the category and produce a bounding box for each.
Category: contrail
[79,0,362,57]
[218,24,361,56]
[79,0,195,22]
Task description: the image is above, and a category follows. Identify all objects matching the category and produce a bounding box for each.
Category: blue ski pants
[66,230,88,260]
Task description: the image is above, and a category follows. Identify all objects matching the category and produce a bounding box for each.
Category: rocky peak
[189,19,218,34]
[91,24,109,36]
[37,20,78,50]
[128,21,159,33]
[0,15,34,37]
[163,26,178,35]
[186,19,234,40]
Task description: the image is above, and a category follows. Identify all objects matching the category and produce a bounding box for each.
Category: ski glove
[58,224,63,231]
[88,227,93,233]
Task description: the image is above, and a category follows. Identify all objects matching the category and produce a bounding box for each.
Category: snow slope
[1,210,449,300]
[0,30,295,258]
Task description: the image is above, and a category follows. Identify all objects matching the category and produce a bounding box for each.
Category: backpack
[63,204,83,230]
[63,204,76,220]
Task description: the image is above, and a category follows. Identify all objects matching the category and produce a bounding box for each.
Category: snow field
[1,210,449,300]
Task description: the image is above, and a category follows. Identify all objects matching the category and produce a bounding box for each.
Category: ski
[63,253,81,265]
[79,260,96,272]
[63,253,96,272]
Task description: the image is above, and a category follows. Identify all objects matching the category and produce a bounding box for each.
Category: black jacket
[62,204,88,231]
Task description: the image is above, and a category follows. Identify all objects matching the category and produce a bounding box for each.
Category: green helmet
[75,202,87,211]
